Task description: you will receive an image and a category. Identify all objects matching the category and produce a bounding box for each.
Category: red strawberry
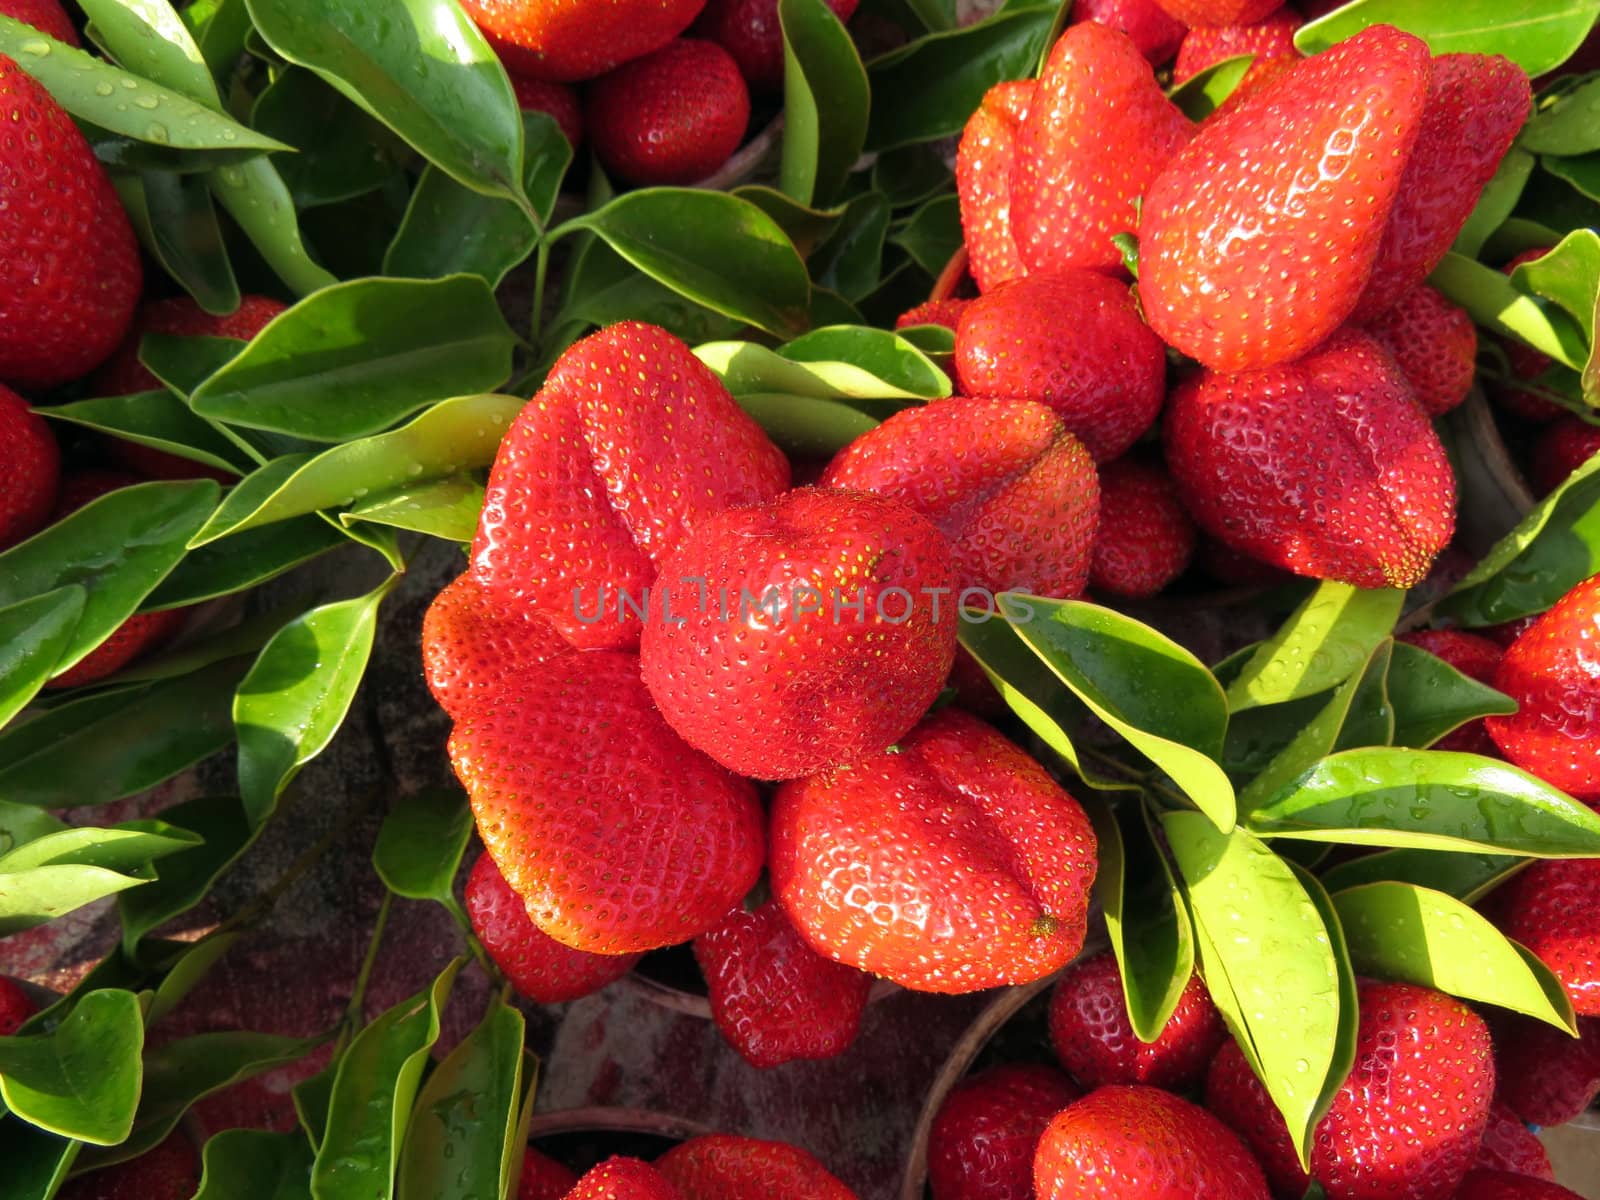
[1364,285,1478,417]
[1034,1085,1272,1200]
[957,81,1033,294]
[1,0,79,44]
[1483,615,1539,649]
[1139,26,1431,372]
[928,1063,1082,1200]
[1202,52,1296,124]
[1396,630,1505,756]
[820,396,1101,599]
[1485,574,1600,801]
[1198,534,1294,587]
[460,0,705,81]
[1205,979,1494,1200]
[771,707,1097,993]
[57,1134,200,1200]
[1089,455,1197,599]
[1456,1173,1585,1200]
[510,73,583,147]
[1047,951,1225,1090]
[639,487,956,780]
[1172,5,1300,84]
[692,897,872,1068]
[519,1148,580,1200]
[692,0,858,92]
[448,648,764,954]
[1494,1015,1600,1127]
[1354,54,1532,320]
[655,1135,857,1200]
[1531,418,1600,496]
[1473,1101,1553,1180]
[471,322,788,652]
[895,299,973,332]
[0,384,58,549]
[1486,859,1600,1015]
[1011,24,1191,276]
[585,39,749,186]
[1069,0,1186,66]
[1164,328,1456,590]
[0,55,141,391]
[0,974,36,1035]
[422,573,570,721]
[563,1157,684,1200]
[1150,0,1279,26]
[954,271,1168,462]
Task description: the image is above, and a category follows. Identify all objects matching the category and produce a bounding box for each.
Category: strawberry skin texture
[1531,418,1600,497]
[586,39,749,186]
[57,1134,200,1200]
[0,56,141,391]
[1164,328,1456,590]
[564,1157,684,1200]
[957,81,1033,293]
[1487,859,1600,1016]
[895,299,973,332]
[1151,0,1279,26]
[1493,1014,1600,1127]
[1472,1101,1553,1181]
[0,974,36,1035]
[0,384,58,549]
[1485,575,1600,801]
[1034,1085,1272,1200]
[422,573,571,721]
[771,708,1097,993]
[1070,0,1186,66]
[955,271,1168,462]
[639,487,957,780]
[692,0,858,92]
[655,1135,858,1200]
[1456,1173,1585,1200]
[1205,979,1494,1200]
[1012,23,1191,276]
[821,396,1101,600]
[928,1063,1082,1200]
[1139,26,1431,372]
[1364,285,1478,417]
[1048,951,1225,1090]
[1396,630,1504,756]
[1090,455,1197,599]
[460,0,706,81]
[519,1148,580,1200]
[471,322,788,651]
[1172,5,1300,84]
[1,0,78,44]
[511,73,583,147]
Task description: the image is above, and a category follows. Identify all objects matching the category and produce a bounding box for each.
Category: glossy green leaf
[372,789,472,907]
[730,185,846,256]
[1455,148,1536,259]
[119,171,240,315]
[0,1122,80,1200]
[0,862,152,935]
[1290,863,1361,1154]
[253,69,401,209]
[1296,0,1600,76]
[891,193,963,278]
[294,1060,338,1151]
[208,158,339,297]
[139,333,245,399]
[119,796,256,954]
[0,587,86,729]
[1318,848,1524,903]
[1226,582,1403,712]
[43,391,246,476]
[0,990,144,1144]
[341,475,484,543]
[780,0,870,207]
[1166,53,1254,121]
[1387,641,1518,749]
[0,822,198,874]
[1511,228,1600,342]
[194,1129,315,1200]
[552,238,743,347]
[146,517,347,609]
[729,392,895,456]
[190,277,517,440]
[1521,73,1600,156]
[191,0,254,80]
[809,192,891,302]
[699,329,949,400]
[146,933,243,1031]
[0,801,67,856]
[1431,250,1589,371]
[77,0,217,103]
[1544,152,1600,204]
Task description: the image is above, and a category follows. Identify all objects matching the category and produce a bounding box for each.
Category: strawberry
[471,321,788,652]
[1473,1101,1553,1181]
[0,55,141,391]
[954,271,1168,462]
[1531,418,1600,496]
[1069,0,1186,67]
[820,396,1101,600]
[563,1157,684,1200]
[1150,0,1279,26]
[1493,1015,1600,1127]
[1456,1173,1585,1200]
[639,487,956,780]
[585,39,750,186]
[655,1135,857,1200]
[693,897,871,1068]
[692,0,859,92]
[1483,616,1539,649]
[1202,52,1296,124]
[1396,630,1504,756]
[1011,24,1191,276]
[1172,5,1300,84]
[1139,26,1431,372]
[1089,455,1197,599]
[1034,1085,1272,1200]
[422,573,570,721]
[1198,534,1294,587]
[1164,328,1456,590]
[928,1063,1082,1200]
[1354,54,1532,320]
[465,852,642,1003]
[0,384,58,549]
[895,299,973,332]
[1047,951,1225,1090]
[1205,979,1494,1200]
[460,0,705,81]
[519,1148,580,1200]
[448,647,765,954]
[57,1133,200,1200]
[1485,859,1600,1016]
[1364,285,1478,417]
[770,707,1097,993]
[1,0,79,44]
[511,73,583,147]
[957,81,1033,294]
[0,974,36,1035]
[1485,574,1600,801]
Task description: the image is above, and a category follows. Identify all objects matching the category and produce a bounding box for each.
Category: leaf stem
[346,891,393,1028]
[530,239,552,345]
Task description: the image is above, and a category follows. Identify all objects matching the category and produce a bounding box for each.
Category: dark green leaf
[194,1129,315,1200]
[342,475,484,543]
[253,69,401,209]
[1226,582,1403,712]
[552,239,743,347]
[1543,152,1600,203]
[1455,148,1536,259]
[891,193,963,278]
[780,0,870,207]
[870,145,952,208]
[730,185,846,256]
[1387,641,1518,749]
[0,1122,79,1200]
[293,1060,337,1150]
[729,393,893,456]
[1295,0,1600,76]
[1318,848,1524,903]
[1521,74,1600,155]
[372,789,472,906]
[119,796,256,954]
[106,610,294,689]
[193,0,253,82]
[208,157,341,297]
[0,990,144,1144]
[1166,53,1255,121]
[0,587,86,728]
[809,192,891,302]
[1431,250,1589,371]
[139,333,246,399]
[118,171,240,315]
[146,517,347,609]
[43,390,246,476]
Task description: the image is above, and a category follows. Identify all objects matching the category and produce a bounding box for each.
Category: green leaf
[118,171,240,316]
[780,0,870,207]
[1318,848,1524,903]
[698,329,949,400]
[194,1129,315,1200]
[0,863,152,935]
[0,1122,80,1200]
[119,796,256,954]
[0,822,199,874]
[193,0,256,82]
[891,193,963,278]
[146,518,348,610]
[1332,882,1577,1031]
[208,158,339,297]
[1247,747,1600,854]
[809,192,891,302]
[42,391,247,476]
[0,801,67,857]
[731,185,846,259]
[1387,641,1518,749]
[253,69,401,209]
[372,789,472,907]
[1166,53,1255,121]
[77,0,218,103]
[1226,582,1404,712]
[1431,250,1589,371]
[870,145,952,208]
[551,239,743,348]
[1511,228,1600,342]
[1455,149,1536,259]
[1521,74,1600,156]
[1295,0,1600,77]
[139,333,247,399]
[0,990,144,1145]
[729,393,894,456]
[341,475,484,543]
[189,277,517,441]
[244,0,527,205]
[0,587,86,729]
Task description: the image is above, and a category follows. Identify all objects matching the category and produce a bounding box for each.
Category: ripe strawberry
[471,321,788,651]
[1069,0,1186,67]
[1456,1173,1585,1200]
[448,648,764,954]
[1485,574,1600,801]
[957,80,1033,293]
[1011,24,1191,276]
[57,1133,200,1200]
[1202,52,1296,124]
[895,299,973,332]
[639,487,956,780]
[1205,979,1494,1200]
[771,707,1097,993]
[1354,54,1531,319]
[1363,285,1478,417]
[1396,630,1504,756]
[1486,859,1600,1015]
[1034,1085,1272,1200]
[1,0,79,44]
[519,1148,580,1200]
[0,55,141,391]
[511,73,583,147]
[1531,418,1600,496]
[1139,26,1431,372]
[1164,328,1456,590]
[655,1135,857,1200]
[585,39,749,186]
[0,974,36,1035]
[692,897,872,1068]
[1047,951,1225,1090]
[564,1157,684,1200]
[0,384,58,549]
[954,271,1167,462]
[1172,5,1300,84]
[1150,0,1279,26]
[1473,1101,1553,1180]
[820,397,1101,600]
[928,1063,1082,1200]
[1493,1015,1600,1127]
[1198,534,1293,587]
[1483,615,1539,649]
[693,0,859,92]
[422,573,570,721]
[1089,455,1196,599]
[460,0,705,81]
